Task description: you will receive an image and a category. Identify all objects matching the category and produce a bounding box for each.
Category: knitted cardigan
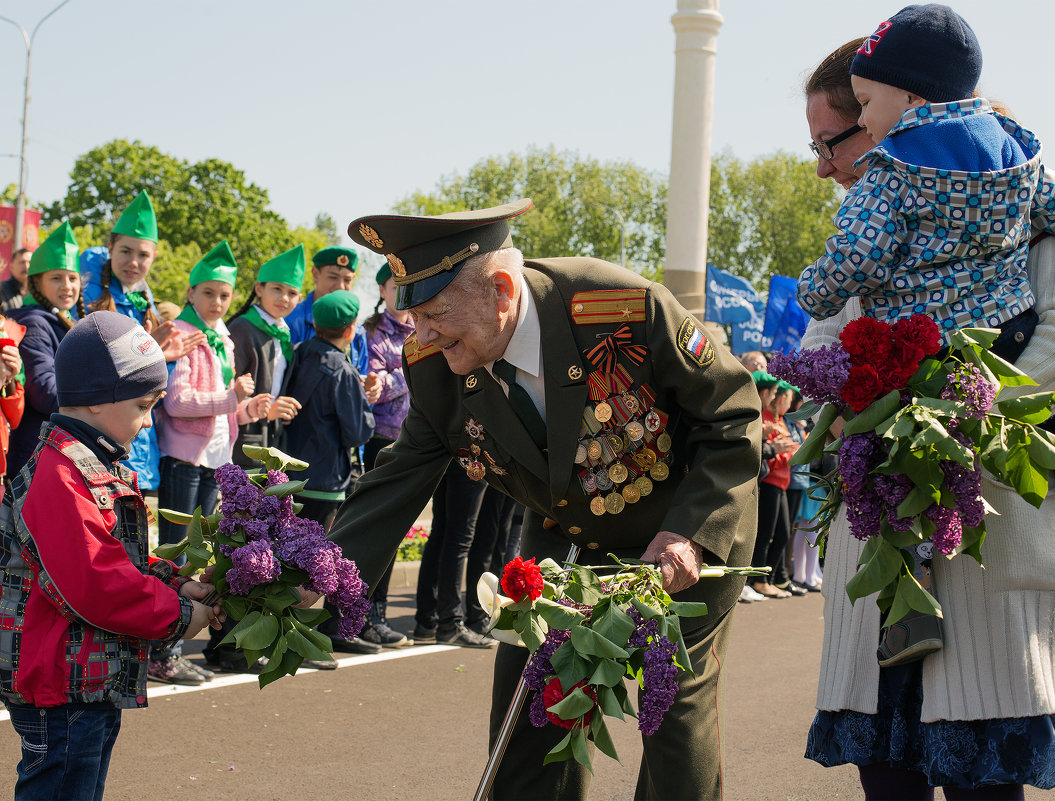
[155,319,254,466]
[806,232,1055,723]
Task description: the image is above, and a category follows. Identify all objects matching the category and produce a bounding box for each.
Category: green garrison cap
[257,244,306,289]
[777,379,798,393]
[312,246,359,272]
[375,263,392,286]
[29,222,79,276]
[347,198,533,310]
[190,240,238,287]
[312,289,360,329]
[751,370,780,390]
[112,190,158,243]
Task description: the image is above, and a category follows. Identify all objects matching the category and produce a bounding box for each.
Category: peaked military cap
[312,246,359,272]
[347,198,533,310]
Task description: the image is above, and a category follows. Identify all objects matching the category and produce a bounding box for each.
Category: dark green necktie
[493,358,546,450]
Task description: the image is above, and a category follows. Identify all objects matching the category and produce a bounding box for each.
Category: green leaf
[597,685,626,720]
[845,537,904,603]
[1026,430,1055,470]
[263,584,302,613]
[790,403,839,466]
[784,399,822,422]
[570,729,593,772]
[1004,437,1050,509]
[292,606,331,628]
[153,541,188,560]
[220,610,262,647]
[896,486,935,520]
[590,658,628,688]
[240,444,310,472]
[223,595,249,620]
[523,615,548,652]
[237,612,280,651]
[591,603,635,648]
[263,479,308,497]
[543,729,574,766]
[186,508,205,548]
[629,596,663,620]
[590,716,620,762]
[535,597,587,630]
[284,626,332,661]
[977,348,1036,388]
[667,601,709,618]
[569,626,629,660]
[842,390,901,436]
[949,327,1001,349]
[997,392,1055,425]
[158,508,195,526]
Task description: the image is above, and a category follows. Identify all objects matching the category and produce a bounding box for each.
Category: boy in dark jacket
[0,311,222,801]
[285,290,377,654]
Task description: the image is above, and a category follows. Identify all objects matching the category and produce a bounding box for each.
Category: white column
[665,0,723,317]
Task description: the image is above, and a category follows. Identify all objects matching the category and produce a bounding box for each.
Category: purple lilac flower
[523,627,573,728]
[839,433,885,540]
[626,609,680,735]
[273,517,341,594]
[769,345,852,405]
[225,540,281,595]
[941,364,996,419]
[941,457,985,530]
[925,504,963,555]
[331,558,369,640]
[873,472,915,531]
[266,469,290,486]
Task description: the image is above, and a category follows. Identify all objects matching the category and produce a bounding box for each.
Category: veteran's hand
[363,372,382,405]
[640,531,703,594]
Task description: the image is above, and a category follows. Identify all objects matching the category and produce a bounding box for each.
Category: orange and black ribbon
[584,325,648,374]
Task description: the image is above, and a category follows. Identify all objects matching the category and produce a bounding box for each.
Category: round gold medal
[656,432,672,453]
[606,433,626,455]
[634,476,653,496]
[625,421,644,442]
[590,496,607,516]
[574,443,588,464]
[649,461,670,481]
[587,439,603,461]
[623,392,640,414]
[593,402,613,423]
[633,448,657,469]
[622,483,641,503]
[608,462,629,484]
[467,461,486,481]
[604,492,625,515]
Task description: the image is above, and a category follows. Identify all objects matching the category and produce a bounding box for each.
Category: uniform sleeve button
[568,526,582,535]
[557,499,568,507]
[586,542,600,550]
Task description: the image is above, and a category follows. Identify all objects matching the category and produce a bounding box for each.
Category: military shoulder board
[570,289,646,325]
[404,333,441,365]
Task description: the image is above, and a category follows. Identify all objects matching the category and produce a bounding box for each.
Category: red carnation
[841,363,886,412]
[500,556,544,603]
[543,677,597,729]
[840,317,893,366]
[883,339,926,390]
[891,314,942,357]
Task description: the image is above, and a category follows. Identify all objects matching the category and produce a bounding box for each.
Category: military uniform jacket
[329,258,761,617]
[228,315,295,467]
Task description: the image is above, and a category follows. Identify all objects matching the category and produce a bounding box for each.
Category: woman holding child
[800,6,1055,798]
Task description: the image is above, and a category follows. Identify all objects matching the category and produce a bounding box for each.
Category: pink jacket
[156,319,254,466]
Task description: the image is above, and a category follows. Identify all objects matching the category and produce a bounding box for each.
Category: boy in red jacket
[0,311,223,801]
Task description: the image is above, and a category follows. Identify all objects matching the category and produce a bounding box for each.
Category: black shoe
[412,624,437,644]
[204,651,263,674]
[301,658,338,670]
[436,622,497,649]
[774,580,809,597]
[792,580,822,593]
[362,601,410,648]
[147,655,203,685]
[328,635,383,655]
[877,611,943,667]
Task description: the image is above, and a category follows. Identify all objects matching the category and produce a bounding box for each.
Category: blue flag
[770,295,810,354]
[762,274,800,340]
[705,264,760,325]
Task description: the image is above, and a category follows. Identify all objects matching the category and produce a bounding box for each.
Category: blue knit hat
[850,4,981,103]
[55,311,168,406]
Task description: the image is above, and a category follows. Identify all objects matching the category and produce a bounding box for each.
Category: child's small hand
[248,393,272,420]
[233,373,255,401]
[267,395,302,423]
[185,600,223,638]
[363,372,382,405]
[0,344,20,382]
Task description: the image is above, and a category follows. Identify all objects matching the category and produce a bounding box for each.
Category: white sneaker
[740,585,767,603]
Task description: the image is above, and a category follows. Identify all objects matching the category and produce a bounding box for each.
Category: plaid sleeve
[1030,164,1055,234]
[797,163,908,319]
[159,593,194,644]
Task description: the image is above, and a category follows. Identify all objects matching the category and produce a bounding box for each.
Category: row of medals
[577,380,672,516]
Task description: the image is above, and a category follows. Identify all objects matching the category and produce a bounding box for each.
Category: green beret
[190,241,237,287]
[313,289,360,330]
[112,190,158,243]
[257,244,306,289]
[375,263,392,286]
[751,370,780,390]
[777,380,798,393]
[348,198,533,310]
[29,222,79,276]
[312,246,359,272]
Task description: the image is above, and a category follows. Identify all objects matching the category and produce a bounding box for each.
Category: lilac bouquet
[478,555,765,770]
[156,446,369,687]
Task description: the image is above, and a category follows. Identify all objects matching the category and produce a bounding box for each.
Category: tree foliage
[395,146,668,281]
[707,150,842,290]
[45,140,332,305]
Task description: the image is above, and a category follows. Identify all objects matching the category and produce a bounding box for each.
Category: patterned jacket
[798,99,1055,341]
[367,310,414,440]
[0,423,193,709]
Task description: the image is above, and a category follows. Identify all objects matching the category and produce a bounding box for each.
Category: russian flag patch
[677,317,714,367]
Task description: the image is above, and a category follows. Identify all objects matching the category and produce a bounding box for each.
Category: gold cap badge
[337,254,350,267]
[386,253,406,278]
[359,224,383,248]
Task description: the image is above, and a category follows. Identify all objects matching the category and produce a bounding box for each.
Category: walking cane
[472,543,580,801]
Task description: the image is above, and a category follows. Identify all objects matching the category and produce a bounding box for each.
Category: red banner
[0,205,42,280]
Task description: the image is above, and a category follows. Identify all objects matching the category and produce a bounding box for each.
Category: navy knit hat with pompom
[850,4,981,103]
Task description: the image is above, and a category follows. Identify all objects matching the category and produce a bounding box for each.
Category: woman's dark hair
[361,298,385,338]
[91,233,162,330]
[28,273,86,332]
[804,37,866,122]
[227,282,260,323]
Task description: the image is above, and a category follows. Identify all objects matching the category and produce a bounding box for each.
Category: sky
[0,0,1052,250]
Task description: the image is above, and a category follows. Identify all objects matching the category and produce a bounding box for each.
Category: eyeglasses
[809,124,864,161]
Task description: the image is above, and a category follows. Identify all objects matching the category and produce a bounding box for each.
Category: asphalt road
[0,589,1047,801]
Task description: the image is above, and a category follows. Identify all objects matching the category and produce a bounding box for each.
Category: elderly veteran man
[327,199,762,800]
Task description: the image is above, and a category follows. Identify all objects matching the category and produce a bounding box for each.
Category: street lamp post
[0,0,74,250]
